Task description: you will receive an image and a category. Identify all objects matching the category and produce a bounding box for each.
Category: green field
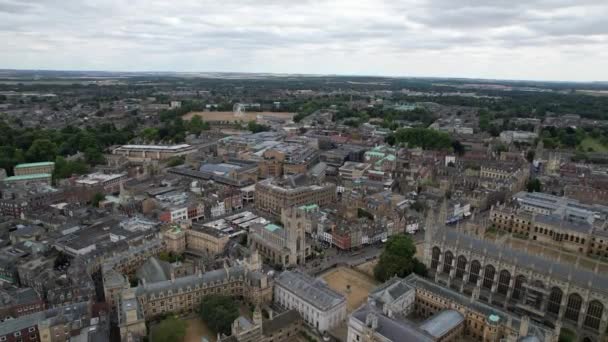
[579,137,608,152]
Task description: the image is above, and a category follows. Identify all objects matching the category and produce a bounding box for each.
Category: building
[248,220,309,267]
[0,301,91,342]
[255,175,336,216]
[13,162,55,176]
[500,131,538,144]
[274,270,347,333]
[126,252,272,321]
[162,226,186,254]
[347,275,557,342]
[2,174,52,186]
[113,144,196,161]
[75,172,127,194]
[425,227,608,342]
[0,288,45,320]
[218,307,302,342]
[186,223,230,256]
[339,162,371,182]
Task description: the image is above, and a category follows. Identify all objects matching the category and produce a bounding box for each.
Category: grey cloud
[0,0,606,80]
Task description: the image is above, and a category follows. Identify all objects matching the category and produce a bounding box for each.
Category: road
[300,231,425,276]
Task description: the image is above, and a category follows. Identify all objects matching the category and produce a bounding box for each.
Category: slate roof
[136,257,172,284]
[351,303,433,342]
[419,309,464,338]
[434,228,608,292]
[275,271,345,311]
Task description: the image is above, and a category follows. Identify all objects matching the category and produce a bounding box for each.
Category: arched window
[512,275,526,300]
[547,287,563,315]
[584,301,604,330]
[455,255,467,279]
[469,260,481,284]
[443,251,454,274]
[431,247,441,270]
[483,265,496,289]
[532,280,545,308]
[565,293,583,322]
[497,270,510,295]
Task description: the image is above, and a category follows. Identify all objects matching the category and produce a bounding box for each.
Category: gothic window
[547,287,563,315]
[565,293,583,322]
[483,265,496,289]
[455,255,467,279]
[469,260,481,284]
[443,251,454,274]
[584,300,604,330]
[497,270,511,295]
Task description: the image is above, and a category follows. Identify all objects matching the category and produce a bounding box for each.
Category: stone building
[218,307,302,342]
[249,212,309,267]
[348,275,557,342]
[254,175,336,216]
[186,223,230,256]
[112,144,196,162]
[274,270,347,333]
[13,162,55,176]
[424,226,608,342]
[123,252,272,321]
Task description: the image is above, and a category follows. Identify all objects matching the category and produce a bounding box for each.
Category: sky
[1,0,608,82]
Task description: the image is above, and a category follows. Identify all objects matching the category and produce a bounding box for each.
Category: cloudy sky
[2,0,607,81]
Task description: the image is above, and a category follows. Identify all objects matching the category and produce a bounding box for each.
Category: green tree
[526,150,535,163]
[374,235,426,282]
[53,157,89,180]
[188,115,209,135]
[91,193,105,207]
[151,316,187,342]
[199,295,239,335]
[26,139,57,162]
[526,178,542,193]
[247,121,270,133]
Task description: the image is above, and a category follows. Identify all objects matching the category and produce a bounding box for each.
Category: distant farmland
[183,111,295,122]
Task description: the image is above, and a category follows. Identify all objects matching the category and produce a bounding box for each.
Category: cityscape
[2,1,608,342]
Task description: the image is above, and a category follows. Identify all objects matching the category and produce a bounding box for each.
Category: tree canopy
[150,316,187,342]
[391,128,452,150]
[374,235,427,282]
[199,295,239,335]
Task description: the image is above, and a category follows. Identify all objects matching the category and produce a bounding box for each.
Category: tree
[26,139,57,162]
[53,156,89,180]
[91,193,105,207]
[374,235,425,282]
[247,121,270,133]
[451,140,465,156]
[151,316,187,342]
[199,295,239,335]
[526,179,542,193]
[188,115,209,135]
[526,150,535,163]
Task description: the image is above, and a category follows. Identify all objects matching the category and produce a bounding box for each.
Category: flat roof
[117,144,192,150]
[4,173,51,182]
[265,224,282,232]
[15,161,55,169]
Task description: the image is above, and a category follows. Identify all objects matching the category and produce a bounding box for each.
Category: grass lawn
[579,137,608,153]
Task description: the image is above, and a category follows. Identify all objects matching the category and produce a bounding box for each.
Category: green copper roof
[4,173,51,182]
[298,204,319,212]
[264,224,282,232]
[14,161,55,169]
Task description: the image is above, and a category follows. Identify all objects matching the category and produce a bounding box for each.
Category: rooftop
[3,173,51,182]
[14,161,55,169]
[275,270,345,311]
